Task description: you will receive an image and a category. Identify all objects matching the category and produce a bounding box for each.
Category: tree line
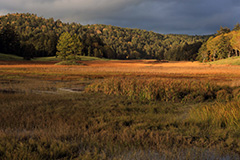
[0,13,209,60]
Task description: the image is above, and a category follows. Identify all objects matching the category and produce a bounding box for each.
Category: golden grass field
[1,60,240,159]
[1,60,240,86]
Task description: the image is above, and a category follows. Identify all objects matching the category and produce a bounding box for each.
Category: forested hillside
[0,13,109,59]
[197,25,240,62]
[0,13,209,60]
[85,24,208,60]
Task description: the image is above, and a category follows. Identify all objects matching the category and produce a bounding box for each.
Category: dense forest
[0,13,209,60]
[197,25,240,62]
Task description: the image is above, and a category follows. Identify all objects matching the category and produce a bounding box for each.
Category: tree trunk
[213,51,216,61]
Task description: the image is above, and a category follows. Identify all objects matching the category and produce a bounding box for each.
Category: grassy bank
[209,56,240,65]
[0,53,23,61]
[33,55,108,61]
[0,53,108,62]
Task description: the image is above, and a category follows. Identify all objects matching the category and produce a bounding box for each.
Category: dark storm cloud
[0,0,240,35]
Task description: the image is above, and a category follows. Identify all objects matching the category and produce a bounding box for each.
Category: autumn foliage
[198,26,240,62]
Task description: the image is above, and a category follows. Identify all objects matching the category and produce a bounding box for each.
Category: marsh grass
[0,78,57,94]
[86,77,238,103]
[0,91,186,159]
[1,61,240,159]
[188,100,240,137]
[1,90,239,159]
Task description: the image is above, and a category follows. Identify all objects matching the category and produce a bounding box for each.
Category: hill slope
[0,53,23,61]
[86,24,209,60]
[197,26,240,62]
[209,56,240,65]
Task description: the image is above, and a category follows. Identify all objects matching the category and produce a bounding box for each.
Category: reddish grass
[1,60,240,86]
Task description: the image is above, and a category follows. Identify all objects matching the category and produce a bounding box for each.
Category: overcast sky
[0,0,240,35]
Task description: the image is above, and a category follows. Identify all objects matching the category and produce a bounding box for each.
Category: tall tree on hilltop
[216,26,231,36]
[233,23,240,31]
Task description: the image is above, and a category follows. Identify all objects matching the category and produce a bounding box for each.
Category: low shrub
[216,89,232,102]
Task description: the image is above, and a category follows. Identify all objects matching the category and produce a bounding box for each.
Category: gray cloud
[0,0,240,35]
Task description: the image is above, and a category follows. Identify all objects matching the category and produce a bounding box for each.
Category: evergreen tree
[233,23,240,31]
[217,35,231,59]
[56,32,82,61]
[0,25,21,55]
[206,36,218,61]
[197,42,209,62]
[156,47,165,60]
[216,26,231,35]
[21,42,36,60]
[72,34,83,59]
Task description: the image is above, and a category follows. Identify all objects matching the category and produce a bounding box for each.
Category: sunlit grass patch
[86,77,236,103]
[188,100,240,130]
[1,60,240,158]
[186,99,240,152]
[209,56,240,65]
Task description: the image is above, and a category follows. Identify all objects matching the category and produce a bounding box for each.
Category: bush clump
[216,89,232,102]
